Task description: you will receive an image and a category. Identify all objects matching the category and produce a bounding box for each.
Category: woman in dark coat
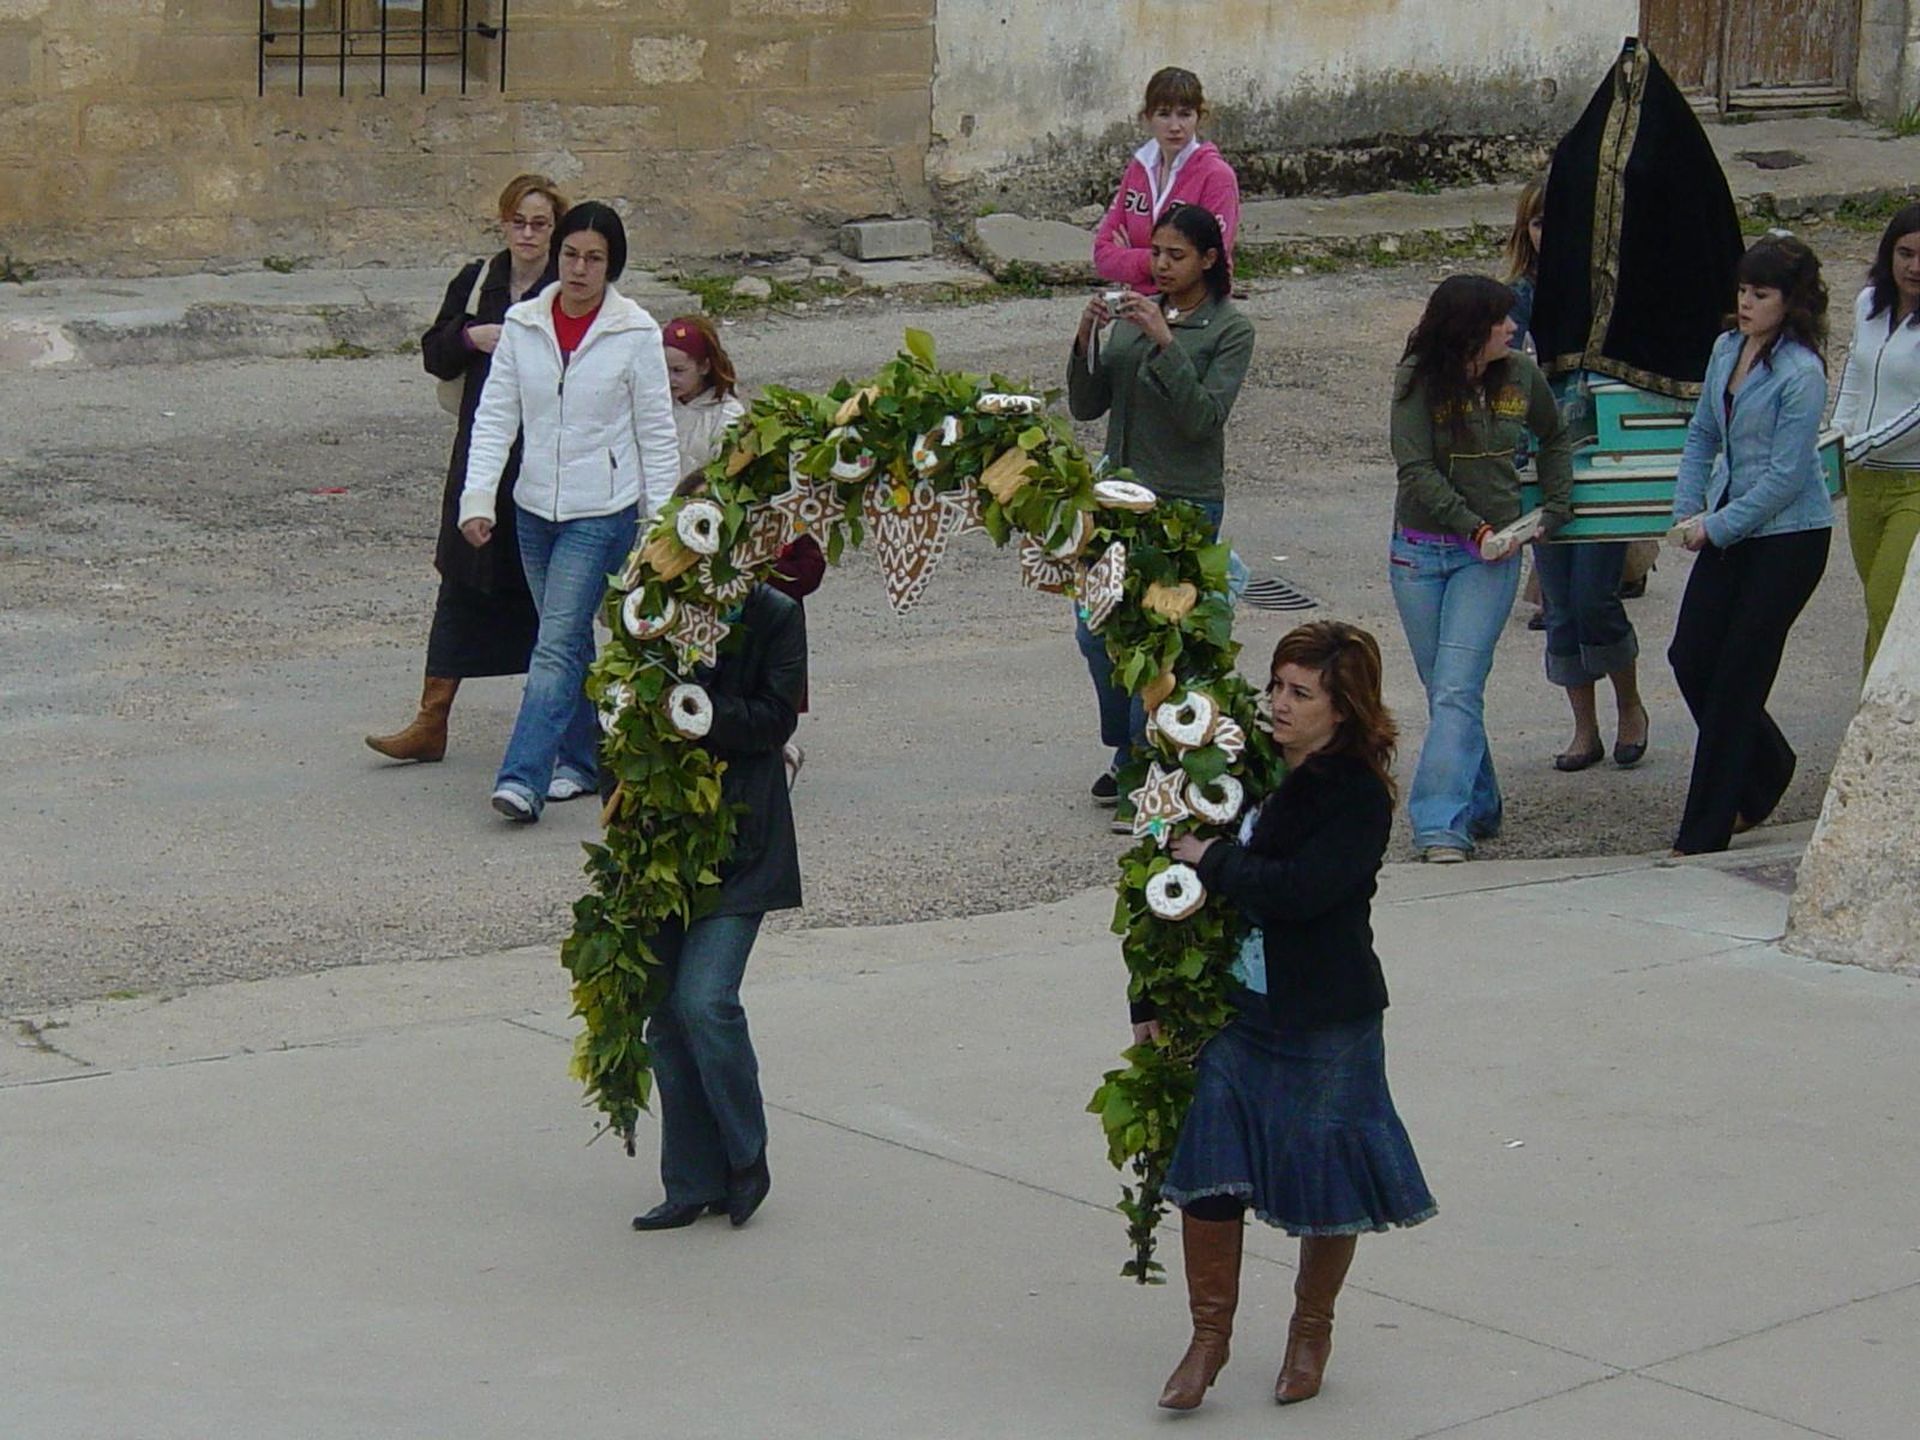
[365,173,567,763]
[627,484,807,1232]
[1151,621,1435,1411]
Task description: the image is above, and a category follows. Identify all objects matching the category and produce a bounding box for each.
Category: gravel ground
[0,223,1877,1011]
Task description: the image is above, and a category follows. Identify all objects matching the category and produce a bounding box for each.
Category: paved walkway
[7,829,1915,1438]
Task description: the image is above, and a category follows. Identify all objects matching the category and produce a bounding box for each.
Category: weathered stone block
[966,212,1096,283]
[731,39,795,87]
[129,32,254,93]
[629,34,706,86]
[0,29,33,95]
[838,216,931,260]
[806,26,931,86]
[729,0,853,17]
[507,27,626,94]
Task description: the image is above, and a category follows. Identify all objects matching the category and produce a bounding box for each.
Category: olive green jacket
[1068,294,1255,504]
[1390,352,1573,537]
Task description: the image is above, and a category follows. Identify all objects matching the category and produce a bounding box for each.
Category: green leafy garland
[564,330,1285,1281]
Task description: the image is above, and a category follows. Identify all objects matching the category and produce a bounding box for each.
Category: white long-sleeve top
[674,388,749,475]
[461,282,680,525]
[1833,284,1920,470]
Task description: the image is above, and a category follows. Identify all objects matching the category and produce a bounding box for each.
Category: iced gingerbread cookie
[621,592,677,642]
[665,683,714,739]
[1186,775,1244,827]
[976,392,1043,415]
[675,499,725,556]
[827,427,879,483]
[1092,479,1157,513]
[598,681,634,736]
[1145,864,1206,921]
[1153,692,1218,750]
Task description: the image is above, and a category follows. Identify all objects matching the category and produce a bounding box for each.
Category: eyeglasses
[507,217,553,234]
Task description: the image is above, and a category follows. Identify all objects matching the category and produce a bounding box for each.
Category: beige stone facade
[0,0,934,274]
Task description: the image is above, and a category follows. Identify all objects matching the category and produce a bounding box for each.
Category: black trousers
[1667,527,1830,854]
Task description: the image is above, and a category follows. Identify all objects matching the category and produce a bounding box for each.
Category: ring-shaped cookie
[621,591,677,641]
[1092,478,1157,512]
[674,499,726,556]
[1144,863,1207,922]
[665,682,714,739]
[597,681,634,736]
[1152,692,1218,750]
[827,426,879,483]
[976,392,1042,415]
[1185,775,1245,827]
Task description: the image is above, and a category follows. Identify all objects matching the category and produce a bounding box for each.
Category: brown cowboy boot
[1157,1211,1245,1410]
[1274,1233,1358,1404]
[365,676,459,762]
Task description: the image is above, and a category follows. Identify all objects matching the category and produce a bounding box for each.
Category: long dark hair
[1153,203,1231,300]
[1400,274,1517,428]
[1865,202,1920,328]
[1270,621,1398,801]
[1734,234,1828,366]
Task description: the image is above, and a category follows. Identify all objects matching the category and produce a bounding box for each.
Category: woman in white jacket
[460,201,680,822]
[1833,203,1920,674]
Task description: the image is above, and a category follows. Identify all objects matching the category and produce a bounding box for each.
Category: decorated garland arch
[565,329,1287,1281]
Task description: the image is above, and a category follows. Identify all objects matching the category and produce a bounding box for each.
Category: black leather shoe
[727,1151,771,1228]
[631,1199,724,1231]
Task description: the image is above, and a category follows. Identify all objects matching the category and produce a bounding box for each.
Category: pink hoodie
[1093,138,1241,293]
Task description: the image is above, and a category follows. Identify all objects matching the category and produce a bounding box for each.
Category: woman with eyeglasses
[366,173,568,765]
[460,200,682,823]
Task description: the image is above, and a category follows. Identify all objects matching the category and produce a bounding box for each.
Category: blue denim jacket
[1672,330,1832,547]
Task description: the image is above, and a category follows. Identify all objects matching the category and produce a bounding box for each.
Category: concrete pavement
[6,827,1917,1439]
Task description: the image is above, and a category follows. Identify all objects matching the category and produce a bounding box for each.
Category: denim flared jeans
[647,912,769,1206]
[1389,528,1521,851]
[494,504,638,816]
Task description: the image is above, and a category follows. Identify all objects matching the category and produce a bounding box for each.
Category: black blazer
[421,250,555,594]
[1194,752,1393,1028]
[696,585,807,918]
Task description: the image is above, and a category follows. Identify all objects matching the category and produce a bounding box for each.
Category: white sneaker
[1420,845,1468,864]
[491,788,536,823]
[547,775,592,802]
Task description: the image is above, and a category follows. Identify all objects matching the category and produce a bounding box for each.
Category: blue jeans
[1077,497,1233,771]
[1389,529,1522,851]
[647,912,768,1205]
[1533,541,1637,688]
[495,505,638,815]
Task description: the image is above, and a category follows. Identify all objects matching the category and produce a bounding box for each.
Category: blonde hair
[1504,175,1545,284]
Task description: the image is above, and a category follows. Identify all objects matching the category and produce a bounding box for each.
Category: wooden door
[1640,0,1726,100]
[1724,0,1858,106]
[1638,0,1859,110]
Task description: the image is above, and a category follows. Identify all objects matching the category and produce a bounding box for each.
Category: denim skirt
[1161,995,1437,1236]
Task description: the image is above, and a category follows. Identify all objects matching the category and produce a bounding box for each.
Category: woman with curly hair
[1668,234,1833,854]
[1148,621,1436,1412]
[1389,275,1574,862]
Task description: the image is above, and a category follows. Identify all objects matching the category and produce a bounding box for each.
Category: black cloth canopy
[1532,39,1745,398]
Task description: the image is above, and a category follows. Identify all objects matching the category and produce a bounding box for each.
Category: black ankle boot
[631,1199,724,1232]
[726,1151,771,1227]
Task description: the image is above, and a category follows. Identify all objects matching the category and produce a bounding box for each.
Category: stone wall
[1860,0,1920,123]
[929,0,1637,215]
[1786,540,1920,977]
[0,0,934,275]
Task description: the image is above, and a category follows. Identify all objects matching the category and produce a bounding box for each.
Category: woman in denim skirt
[1667,235,1833,854]
[1388,276,1574,862]
[1144,622,1436,1412]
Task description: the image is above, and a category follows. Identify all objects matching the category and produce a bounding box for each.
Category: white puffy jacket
[461,282,681,526]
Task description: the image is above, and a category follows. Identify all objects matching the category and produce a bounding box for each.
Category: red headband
[662,318,711,364]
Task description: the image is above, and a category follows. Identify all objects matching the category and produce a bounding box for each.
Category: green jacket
[1068,294,1255,504]
[1390,352,1573,537]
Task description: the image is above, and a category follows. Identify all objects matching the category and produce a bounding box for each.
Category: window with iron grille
[258,0,508,96]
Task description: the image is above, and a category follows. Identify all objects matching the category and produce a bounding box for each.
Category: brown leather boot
[365,676,458,762]
[1157,1211,1244,1410]
[1274,1233,1357,1404]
